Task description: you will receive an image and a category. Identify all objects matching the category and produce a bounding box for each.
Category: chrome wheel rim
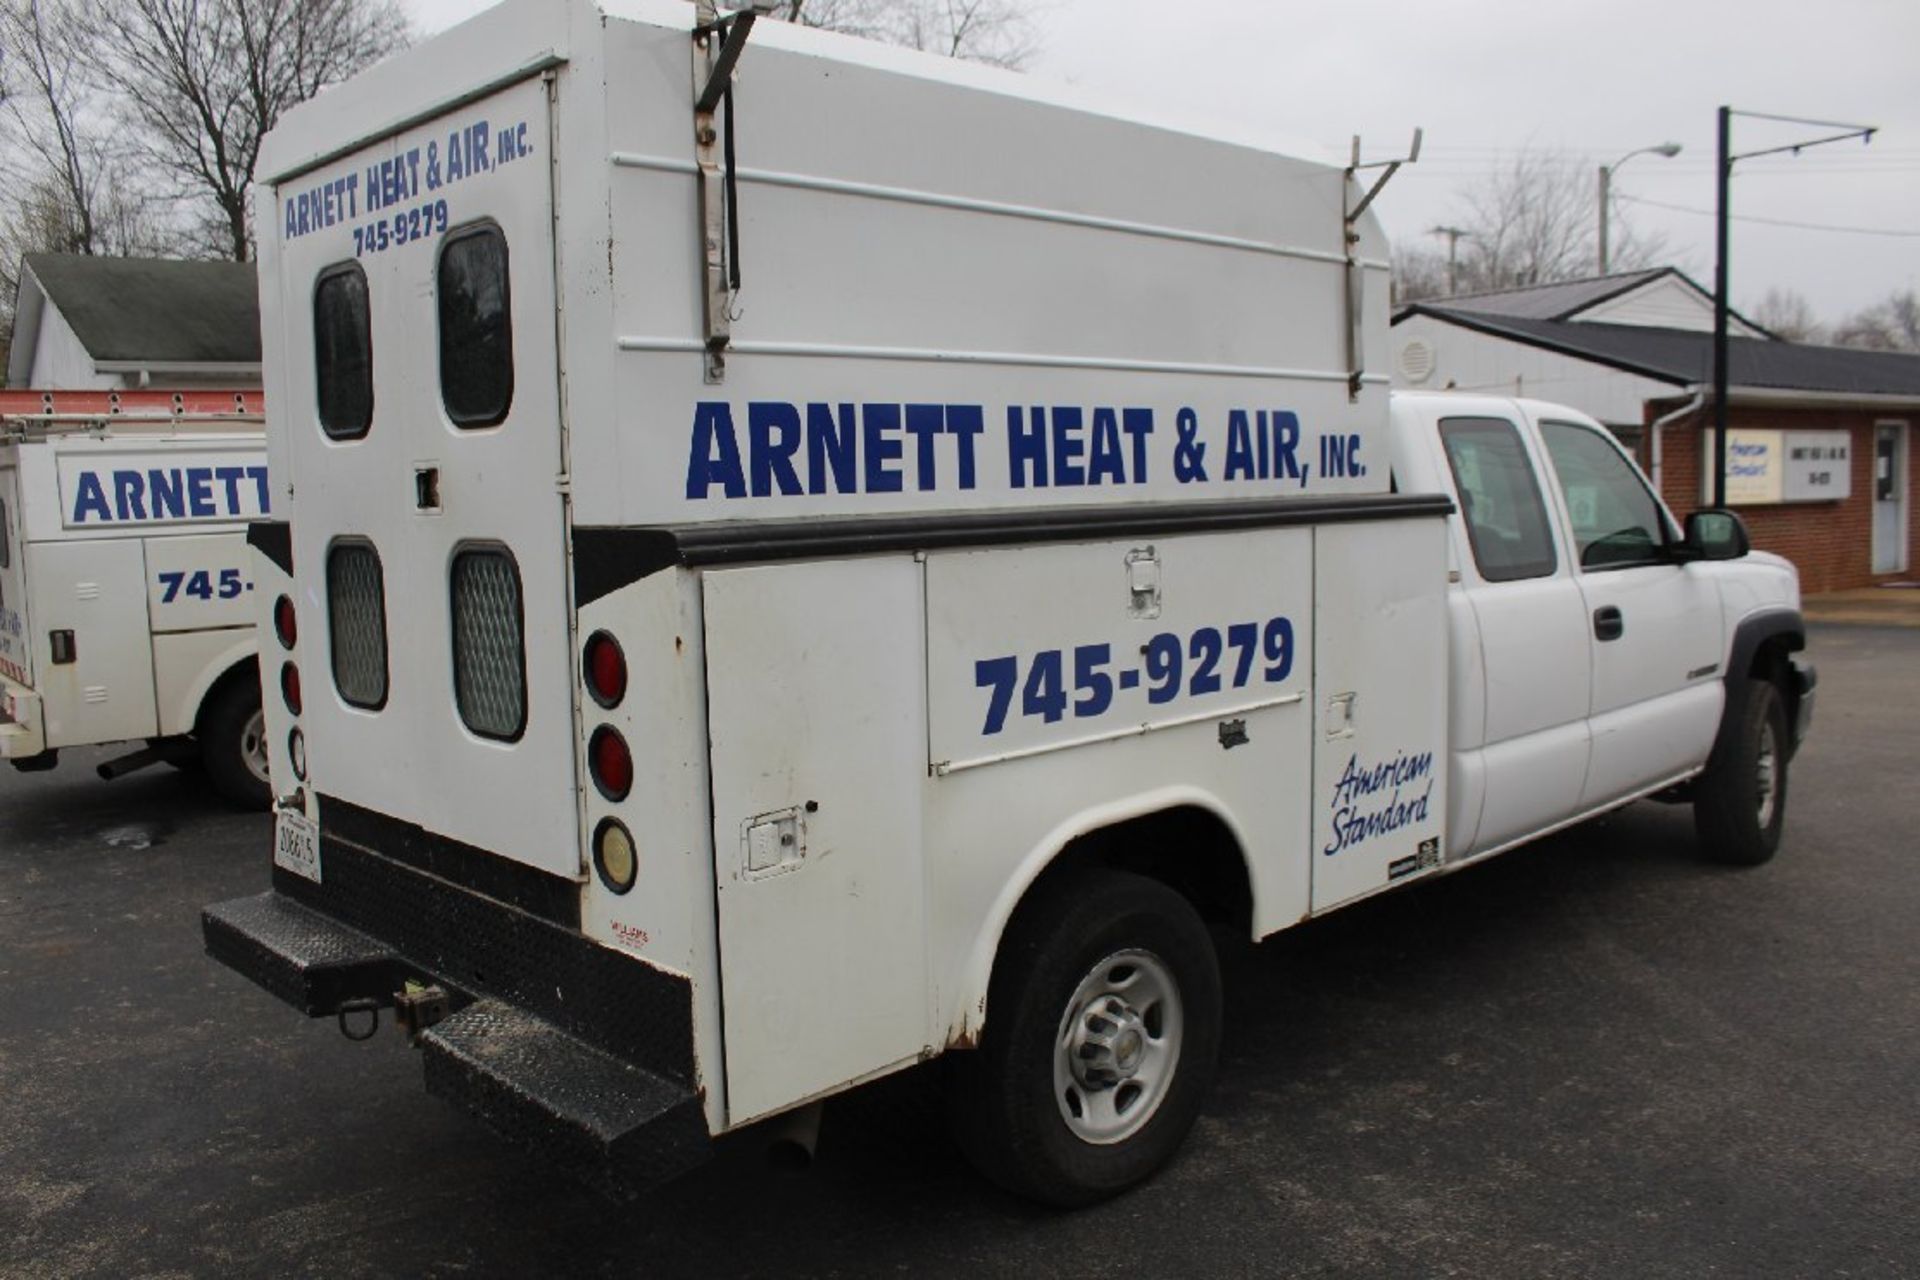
[1755,718,1779,830]
[241,709,270,784]
[1053,948,1182,1145]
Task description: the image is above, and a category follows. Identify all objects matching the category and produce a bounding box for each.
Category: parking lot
[3,623,1916,1279]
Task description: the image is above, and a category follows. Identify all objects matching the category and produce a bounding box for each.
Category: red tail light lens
[589,725,633,801]
[584,631,627,708]
[281,662,303,716]
[274,595,297,649]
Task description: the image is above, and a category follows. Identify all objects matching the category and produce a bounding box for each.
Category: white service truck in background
[203,0,1814,1206]
[1,391,272,807]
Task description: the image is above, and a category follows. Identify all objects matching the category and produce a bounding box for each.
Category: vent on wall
[1397,338,1437,384]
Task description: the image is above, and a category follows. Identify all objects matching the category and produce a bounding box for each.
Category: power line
[1617,193,1920,238]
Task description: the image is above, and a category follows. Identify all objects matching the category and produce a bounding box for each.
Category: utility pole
[1710,109,1875,508]
[1428,225,1472,295]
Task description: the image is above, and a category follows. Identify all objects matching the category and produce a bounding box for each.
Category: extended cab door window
[1439,417,1558,581]
[1538,421,1672,570]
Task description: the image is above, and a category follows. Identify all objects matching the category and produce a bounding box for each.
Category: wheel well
[196,657,260,734]
[1026,805,1253,937]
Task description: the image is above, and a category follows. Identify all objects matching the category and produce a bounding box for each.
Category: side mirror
[1677,508,1750,562]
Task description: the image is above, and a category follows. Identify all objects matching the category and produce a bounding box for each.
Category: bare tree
[83,0,409,261]
[1391,245,1451,306]
[1746,287,1823,343]
[1438,147,1669,295]
[1831,289,1920,353]
[768,0,1037,69]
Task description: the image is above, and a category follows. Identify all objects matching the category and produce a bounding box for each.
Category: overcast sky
[403,0,1920,326]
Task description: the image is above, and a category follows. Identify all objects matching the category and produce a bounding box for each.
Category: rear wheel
[948,869,1221,1207]
[200,672,270,810]
[1695,679,1788,866]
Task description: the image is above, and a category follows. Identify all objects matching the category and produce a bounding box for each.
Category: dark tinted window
[438,225,513,427]
[328,540,390,710]
[314,263,373,439]
[1540,421,1671,569]
[1440,417,1558,582]
[450,546,527,741]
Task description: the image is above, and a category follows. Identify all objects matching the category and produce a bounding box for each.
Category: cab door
[1531,414,1722,806]
[1435,414,1591,857]
[278,76,580,877]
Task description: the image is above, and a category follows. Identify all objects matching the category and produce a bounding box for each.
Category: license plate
[274,809,322,883]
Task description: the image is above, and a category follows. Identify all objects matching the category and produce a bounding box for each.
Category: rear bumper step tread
[203,891,398,1015]
[421,1000,708,1200]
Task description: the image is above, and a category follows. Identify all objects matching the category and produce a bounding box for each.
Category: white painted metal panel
[705,557,930,1124]
[24,538,158,747]
[273,76,579,876]
[144,533,258,633]
[1309,519,1450,912]
[152,627,255,737]
[0,464,28,687]
[927,531,1314,775]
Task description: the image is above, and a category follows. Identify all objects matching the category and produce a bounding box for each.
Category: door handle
[1593,606,1624,641]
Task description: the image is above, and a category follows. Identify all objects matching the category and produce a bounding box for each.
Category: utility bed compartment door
[704,557,930,1125]
[1310,518,1449,912]
[0,465,27,687]
[24,539,158,747]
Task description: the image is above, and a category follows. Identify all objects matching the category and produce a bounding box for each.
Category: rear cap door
[0,463,28,687]
[277,75,578,877]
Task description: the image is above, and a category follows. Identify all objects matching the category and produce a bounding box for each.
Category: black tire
[199,670,270,810]
[1694,679,1788,866]
[947,869,1221,1207]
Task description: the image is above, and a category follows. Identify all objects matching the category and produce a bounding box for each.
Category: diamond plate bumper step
[203,891,399,1015]
[420,1000,709,1200]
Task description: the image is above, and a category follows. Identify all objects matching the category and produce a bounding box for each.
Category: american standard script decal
[1323,747,1435,856]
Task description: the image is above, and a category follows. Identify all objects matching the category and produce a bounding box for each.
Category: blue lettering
[1008,406,1047,489]
[1272,410,1302,480]
[863,404,903,494]
[947,404,983,490]
[1088,408,1125,485]
[806,403,857,495]
[186,468,215,518]
[248,466,272,513]
[115,470,148,521]
[1051,407,1085,487]
[214,466,247,513]
[748,402,804,497]
[904,404,944,492]
[686,402,747,499]
[284,201,299,241]
[1224,409,1255,480]
[72,472,111,523]
[1123,408,1153,482]
[149,469,185,520]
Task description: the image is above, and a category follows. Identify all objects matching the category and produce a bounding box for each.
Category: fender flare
[942,784,1254,1051]
[167,638,259,738]
[1710,607,1804,761]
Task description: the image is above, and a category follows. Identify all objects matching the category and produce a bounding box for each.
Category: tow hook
[336,998,381,1042]
[391,981,452,1040]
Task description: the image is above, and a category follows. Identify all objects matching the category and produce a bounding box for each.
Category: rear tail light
[288,728,308,781]
[584,631,627,708]
[281,662,303,716]
[593,818,637,894]
[274,595,297,649]
[589,725,633,801]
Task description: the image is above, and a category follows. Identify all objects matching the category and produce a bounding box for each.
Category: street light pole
[1709,108,1877,508]
[1597,141,1682,275]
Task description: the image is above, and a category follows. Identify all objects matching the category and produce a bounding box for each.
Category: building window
[1440,417,1559,582]
[437,224,513,428]
[314,263,373,439]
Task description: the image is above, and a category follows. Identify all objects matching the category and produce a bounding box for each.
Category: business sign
[1704,429,1850,505]
[57,449,270,529]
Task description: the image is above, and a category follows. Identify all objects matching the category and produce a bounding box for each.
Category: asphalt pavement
[2,624,1916,1279]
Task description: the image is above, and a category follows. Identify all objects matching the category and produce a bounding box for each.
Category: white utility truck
[2,390,272,807]
[203,0,1814,1205]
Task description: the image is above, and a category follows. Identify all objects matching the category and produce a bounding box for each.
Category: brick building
[1392,270,1920,593]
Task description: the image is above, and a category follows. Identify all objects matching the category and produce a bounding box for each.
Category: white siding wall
[1390,314,1678,426]
[25,304,114,390]
[1579,277,1767,338]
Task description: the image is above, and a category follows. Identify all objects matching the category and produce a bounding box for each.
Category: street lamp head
[1652,141,1683,158]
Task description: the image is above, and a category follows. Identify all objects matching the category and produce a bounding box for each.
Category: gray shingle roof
[1422,269,1671,321]
[23,253,260,365]
[1395,307,1920,398]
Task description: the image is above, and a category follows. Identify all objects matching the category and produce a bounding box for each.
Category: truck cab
[1390,392,1813,867]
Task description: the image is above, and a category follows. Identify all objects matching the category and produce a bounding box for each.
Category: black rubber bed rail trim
[575,492,1454,602]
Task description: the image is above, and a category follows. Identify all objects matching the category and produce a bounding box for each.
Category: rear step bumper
[203,884,710,1199]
